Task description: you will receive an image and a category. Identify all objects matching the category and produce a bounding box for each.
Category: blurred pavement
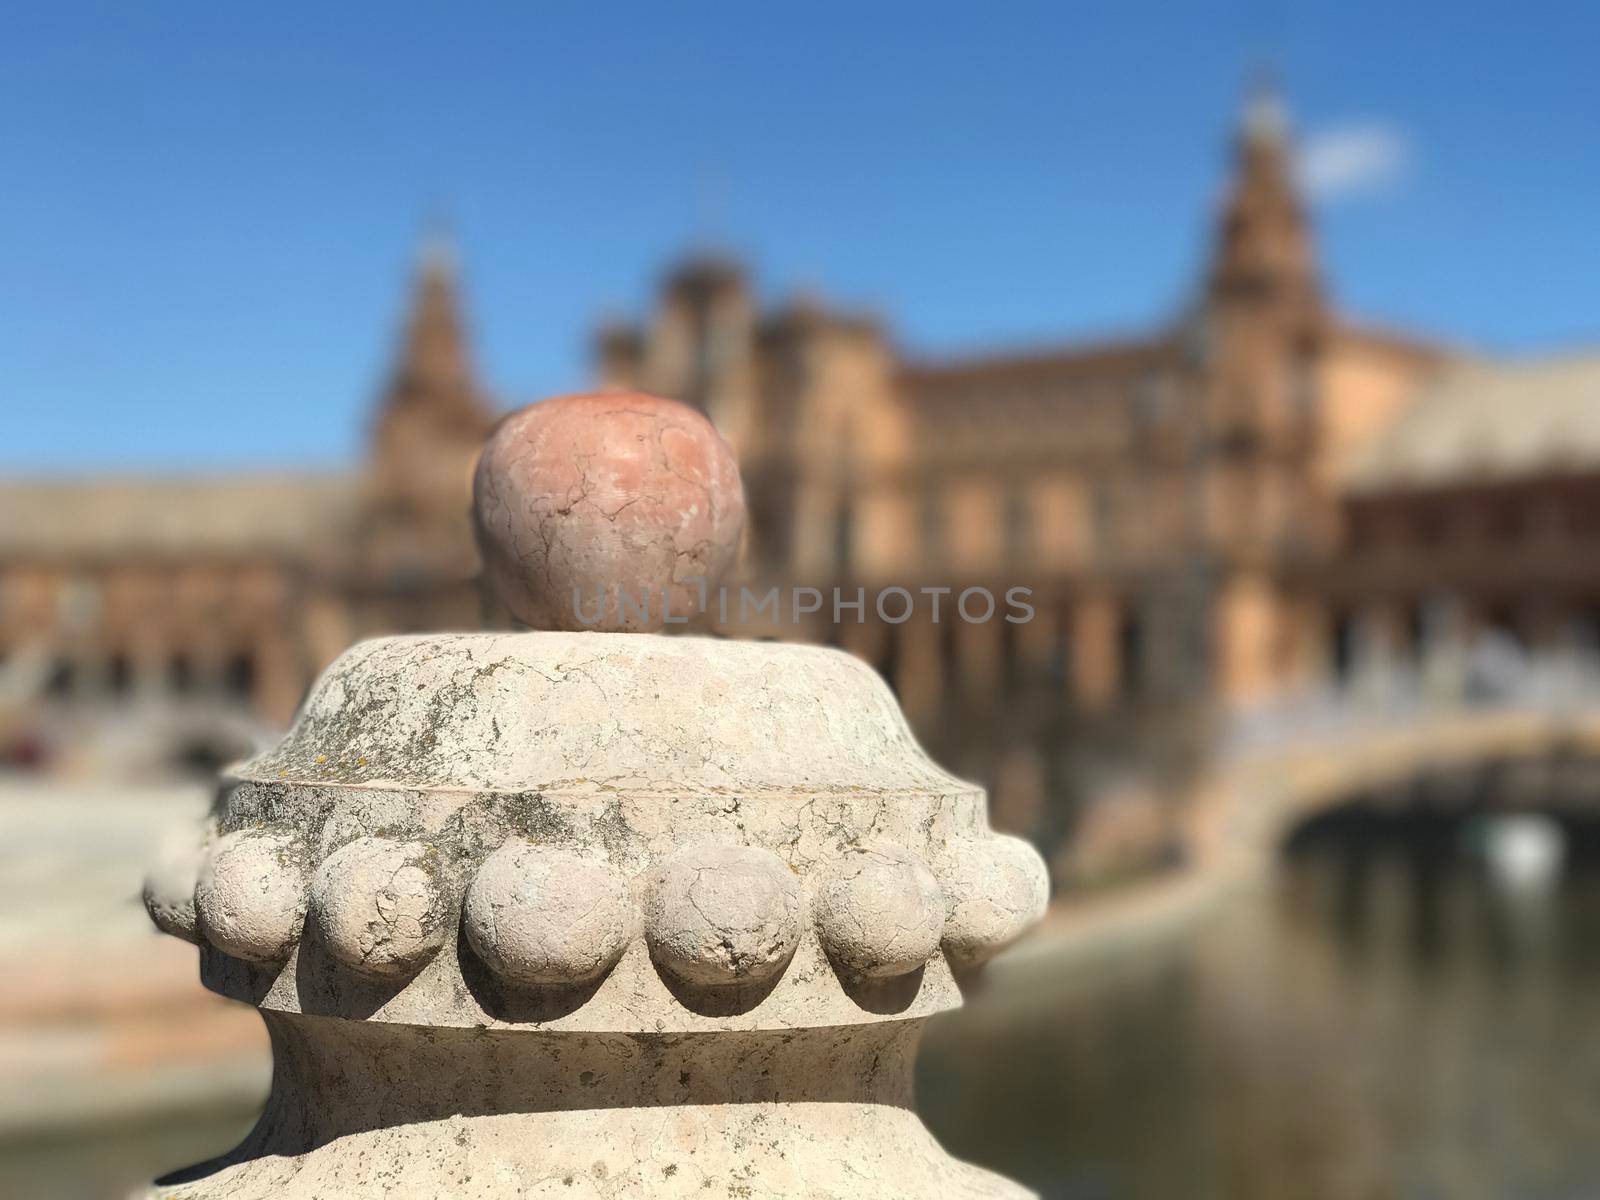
[0,778,267,1193]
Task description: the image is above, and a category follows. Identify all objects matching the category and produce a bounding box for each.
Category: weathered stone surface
[177,632,1012,1032]
[142,375,1047,1198]
[309,837,449,979]
[154,1013,1031,1199]
[645,842,804,988]
[193,829,309,964]
[141,822,212,945]
[146,625,1044,1196]
[239,630,959,797]
[814,840,946,979]
[472,392,745,632]
[463,842,637,987]
[937,833,1050,970]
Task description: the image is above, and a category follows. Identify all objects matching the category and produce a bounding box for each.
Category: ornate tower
[1189,81,1333,703]
[641,255,759,457]
[1195,79,1326,453]
[368,229,495,518]
[319,231,498,650]
[1205,82,1322,317]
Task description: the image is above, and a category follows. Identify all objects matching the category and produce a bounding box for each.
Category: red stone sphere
[473,392,745,632]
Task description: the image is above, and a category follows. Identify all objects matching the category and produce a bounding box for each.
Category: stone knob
[472,391,745,632]
[193,830,309,964]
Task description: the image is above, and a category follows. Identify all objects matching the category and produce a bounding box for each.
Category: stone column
[143,390,1048,1199]
[251,629,305,728]
[1212,569,1281,707]
[1072,591,1119,710]
[894,617,945,726]
[956,612,1002,698]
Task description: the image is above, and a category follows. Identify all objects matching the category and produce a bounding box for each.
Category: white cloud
[1295,123,1410,202]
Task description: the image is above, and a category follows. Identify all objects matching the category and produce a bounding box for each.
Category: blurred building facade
[4,91,1597,854]
[596,91,1460,842]
[1337,356,1600,673]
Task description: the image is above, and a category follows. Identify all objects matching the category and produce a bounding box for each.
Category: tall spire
[354,226,496,582]
[380,222,487,431]
[1206,74,1320,312]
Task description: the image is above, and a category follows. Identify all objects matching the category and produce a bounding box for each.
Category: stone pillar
[895,616,944,727]
[1356,600,1405,669]
[957,611,1002,698]
[839,609,886,667]
[1212,569,1280,707]
[991,744,1047,838]
[252,629,305,728]
[143,391,1048,1199]
[1072,591,1119,710]
[1292,596,1332,690]
[1012,589,1057,678]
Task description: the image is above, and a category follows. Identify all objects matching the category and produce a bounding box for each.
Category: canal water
[920,805,1600,1199]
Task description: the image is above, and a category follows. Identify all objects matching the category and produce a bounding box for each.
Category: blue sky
[3,1,1597,472]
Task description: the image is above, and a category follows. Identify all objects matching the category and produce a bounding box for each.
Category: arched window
[45,658,75,698]
[1050,601,1072,687]
[107,653,132,696]
[939,616,960,688]
[1331,610,1356,682]
[1118,605,1144,698]
[920,488,943,563]
[1004,484,1032,564]
[224,652,256,700]
[879,626,900,698]
[1091,481,1116,555]
[1000,614,1021,692]
[1289,348,1318,418]
[833,495,854,576]
[1134,372,1169,426]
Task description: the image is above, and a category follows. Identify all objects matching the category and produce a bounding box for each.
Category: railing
[1221,640,1600,760]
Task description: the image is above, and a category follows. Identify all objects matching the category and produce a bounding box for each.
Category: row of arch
[40,649,258,703]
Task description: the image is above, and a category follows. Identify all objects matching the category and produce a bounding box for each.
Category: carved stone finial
[472,391,745,632]
[141,390,1048,1198]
